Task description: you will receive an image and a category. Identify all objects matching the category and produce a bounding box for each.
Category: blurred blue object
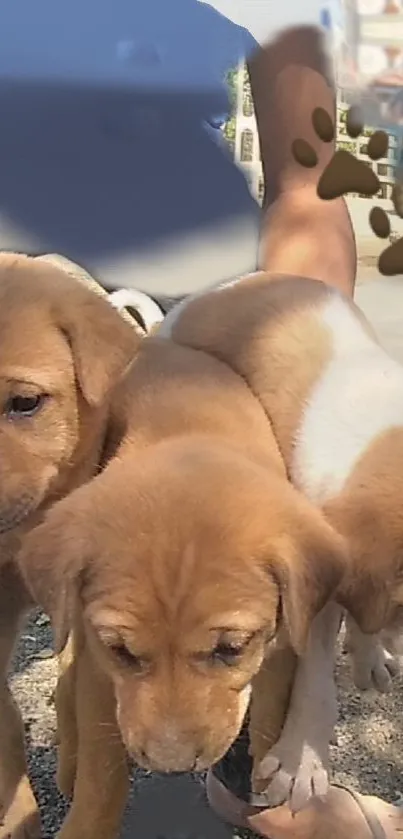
[320,7,331,30]
[204,115,228,147]
[208,116,227,130]
[0,0,243,92]
[0,0,261,295]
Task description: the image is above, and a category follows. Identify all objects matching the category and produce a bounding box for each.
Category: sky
[200,0,333,46]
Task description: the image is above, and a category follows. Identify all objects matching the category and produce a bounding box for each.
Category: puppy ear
[270,496,347,655]
[17,493,88,653]
[59,290,140,407]
[323,493,393,635]
[338,579,391,635]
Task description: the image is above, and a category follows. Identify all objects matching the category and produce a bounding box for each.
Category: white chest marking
[291,296,403,503]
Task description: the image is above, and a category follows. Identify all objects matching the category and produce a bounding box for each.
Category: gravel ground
[10,611,403,839]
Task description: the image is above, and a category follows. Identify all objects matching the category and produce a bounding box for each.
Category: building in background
[229,63,263,202]
[336,89,401,202]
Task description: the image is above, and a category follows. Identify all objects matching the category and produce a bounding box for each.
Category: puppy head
[18,438,346,772]
[0,254,139,532]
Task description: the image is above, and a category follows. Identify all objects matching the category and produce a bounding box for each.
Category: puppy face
[19,438,346,772]
[0,254,138,534]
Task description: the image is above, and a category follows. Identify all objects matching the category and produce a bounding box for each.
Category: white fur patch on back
[292,295,403,503]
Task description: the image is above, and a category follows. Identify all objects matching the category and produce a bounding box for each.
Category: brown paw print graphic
[369,187,403,276]
[292,105,389,200]
[293,106,403,276]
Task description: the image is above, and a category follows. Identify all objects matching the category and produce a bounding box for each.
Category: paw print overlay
[292,105,389,200]
[293,105,403,276]
[370,187,403,276]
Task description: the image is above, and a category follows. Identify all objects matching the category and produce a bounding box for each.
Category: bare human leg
[248,26,356,296]
[207,25,403,839]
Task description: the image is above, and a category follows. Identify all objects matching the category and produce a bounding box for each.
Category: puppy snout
[0,454,57,531]
[137,723,202,773]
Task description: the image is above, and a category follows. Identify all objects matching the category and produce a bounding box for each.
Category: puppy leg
[344,615,401,693]
[0,567,40,839]
[249,637,297,780]
[381,624,403,668]
[55,633,79,799]
[252,602,341,812]
[57,643,129,839]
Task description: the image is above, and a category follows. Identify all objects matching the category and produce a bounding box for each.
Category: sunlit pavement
[356,269,403,364]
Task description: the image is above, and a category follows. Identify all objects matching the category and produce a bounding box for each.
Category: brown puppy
[17,335,347,839]
[0,253,140,839]
[158,271,403,809]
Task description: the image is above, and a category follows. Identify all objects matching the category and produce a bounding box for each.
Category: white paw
[351,642,401,693]
[253,729,330,812]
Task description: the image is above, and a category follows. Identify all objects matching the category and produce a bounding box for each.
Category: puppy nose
[141,723,200,773]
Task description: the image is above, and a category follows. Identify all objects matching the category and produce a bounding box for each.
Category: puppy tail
[108,288,165,333]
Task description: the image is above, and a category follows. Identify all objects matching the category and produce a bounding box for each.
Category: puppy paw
[253,727,330,812]
[351,640,401,693]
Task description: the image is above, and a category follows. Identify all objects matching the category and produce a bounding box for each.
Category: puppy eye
[3,394,48,420]
[211,642,245,666]
[110,643,147,672]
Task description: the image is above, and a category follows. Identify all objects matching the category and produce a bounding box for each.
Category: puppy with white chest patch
[17,334,347,839]
[158,271,403,810]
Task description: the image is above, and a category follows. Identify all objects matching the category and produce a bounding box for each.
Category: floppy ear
[337,575,391,635]
[17,492,88,653]
[270,497,347,655]
[323,493,393,634]
[37,253,140,406]
[52,285,141,407]
[58,288,140,407]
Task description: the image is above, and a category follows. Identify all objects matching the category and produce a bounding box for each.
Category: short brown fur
[164,271,403,799]
[165,272,399,628]
[0,253,139,839]
[18,335,346,839]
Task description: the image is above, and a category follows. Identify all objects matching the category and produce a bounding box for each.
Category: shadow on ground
[26,739,235,839]
[120,773,233,839]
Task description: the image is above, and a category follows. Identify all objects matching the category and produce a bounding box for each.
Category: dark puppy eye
[110,643,146,672]
[211,642,244,666]
[4,394,47,419]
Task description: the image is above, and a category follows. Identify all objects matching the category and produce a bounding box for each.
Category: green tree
[226,67,237,113]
